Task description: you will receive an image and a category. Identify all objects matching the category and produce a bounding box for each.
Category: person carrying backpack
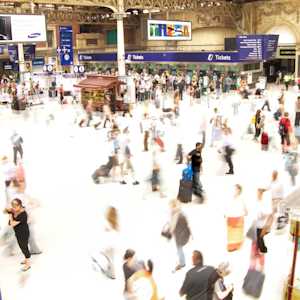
[279,112,291,153]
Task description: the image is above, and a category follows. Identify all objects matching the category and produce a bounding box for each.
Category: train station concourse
[0,1,300,300]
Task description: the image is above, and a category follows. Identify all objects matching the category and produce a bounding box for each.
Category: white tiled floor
[0,86,299,300]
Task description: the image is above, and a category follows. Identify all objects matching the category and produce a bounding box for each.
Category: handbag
[161,223,172,240]
[246,222,257,241]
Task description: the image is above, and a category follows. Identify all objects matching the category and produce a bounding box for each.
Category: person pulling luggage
[188,143,204,201]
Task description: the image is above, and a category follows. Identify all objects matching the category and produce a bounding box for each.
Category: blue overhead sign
[59,26,73,66]
[237,34,279,61]
[79,51,240,63]
[263,35,279,60]
[237,35,264,61]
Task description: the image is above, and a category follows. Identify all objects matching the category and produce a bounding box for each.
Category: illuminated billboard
[0,14,46,43]
[147,20,192,41]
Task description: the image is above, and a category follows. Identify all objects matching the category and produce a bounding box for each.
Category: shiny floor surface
[0,85,299,300]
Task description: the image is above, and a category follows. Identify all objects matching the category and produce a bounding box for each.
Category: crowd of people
[0,67,299,299]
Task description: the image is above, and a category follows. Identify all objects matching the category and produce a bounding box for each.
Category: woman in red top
[279,112,291,153]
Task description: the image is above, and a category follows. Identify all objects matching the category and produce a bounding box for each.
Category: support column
[18,43,25,82]
[115,0,126,76]
[295,44,300,84]
[117,15,126,76]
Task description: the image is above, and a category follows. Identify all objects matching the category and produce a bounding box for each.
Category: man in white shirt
[268,170,284,212]
[268,170,288,229]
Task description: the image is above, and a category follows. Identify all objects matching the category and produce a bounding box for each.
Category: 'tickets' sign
[78,52,239,63]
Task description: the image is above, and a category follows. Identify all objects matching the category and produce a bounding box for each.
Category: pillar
[295,44,300,84]
[18,43,25,82]
[117,16,126,76]
[116,0,126,76]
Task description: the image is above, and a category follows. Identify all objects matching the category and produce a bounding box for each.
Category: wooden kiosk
[74,75,126,112]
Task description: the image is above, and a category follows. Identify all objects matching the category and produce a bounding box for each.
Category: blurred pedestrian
[225,184,247,252]
[4,199,31,271]
[180,250,218,300]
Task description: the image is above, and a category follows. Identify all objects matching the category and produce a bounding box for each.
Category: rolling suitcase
[243,269,265,298]
[177,179,193,203]
[92,158,113,183]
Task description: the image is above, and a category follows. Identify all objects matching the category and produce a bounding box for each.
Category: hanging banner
[59,26,73,66]
[23,44,36,60]
[8,44,18,62]
[0,14,46,43]
[147,20,192,41]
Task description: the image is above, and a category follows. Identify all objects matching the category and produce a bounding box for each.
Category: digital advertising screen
[147,20,192,41]
[0,14,46,43]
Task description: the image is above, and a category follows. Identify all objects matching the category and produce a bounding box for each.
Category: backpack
[279,121,287,135]
[261,132,269,145]
[182,164,193,181]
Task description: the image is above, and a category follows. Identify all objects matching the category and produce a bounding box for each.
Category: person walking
[6,180,42,255]
[254,188,273,254]
[279,112,291,153]
[188,143,204,199]
[119,135,139,185]
[275,70,282,85]
[210,108,223,147]
[11,131,23,165]
[221,127,235,175]
[180,250,218,300]
[4,198,31,271]
[213,262,234,300]
[127,260,159,300]
[295,96,300,127]
[169,200,191,272]
[58,84,64,104]
[225,184,247,252]
[254,109,263,141]
[140,113,151,152]
[123,249,145,298]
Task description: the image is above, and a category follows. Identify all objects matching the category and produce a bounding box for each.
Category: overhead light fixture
[143,9,149,13]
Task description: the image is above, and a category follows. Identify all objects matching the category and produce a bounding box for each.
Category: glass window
[106,29,117,45]
[86,39,98,46]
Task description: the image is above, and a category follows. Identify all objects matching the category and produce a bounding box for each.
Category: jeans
[176,244,185,267]
[192,171,203,196]
[144,131,149,151]
[261,101,271,111]
[175,144,183,163]
[13,145,23,165]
